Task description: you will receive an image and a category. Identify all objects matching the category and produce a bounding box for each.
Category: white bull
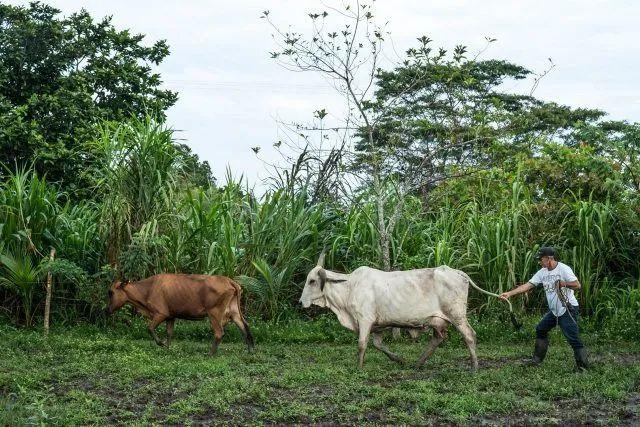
[299,253,512,370]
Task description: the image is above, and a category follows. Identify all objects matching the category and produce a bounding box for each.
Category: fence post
[44,248,56,336]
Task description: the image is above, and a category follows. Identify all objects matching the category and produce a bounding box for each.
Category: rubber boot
[525,338,549,366]
[573,347,589,372]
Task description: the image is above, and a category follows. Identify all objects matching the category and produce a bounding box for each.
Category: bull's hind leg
[453,319,478,371]
[372,332,404,364]
[148,314,168,346]
[416,319,449,368]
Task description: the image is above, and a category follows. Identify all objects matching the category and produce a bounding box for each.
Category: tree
[264,1,427,271]
[175,143,216,189]
[570,120,640,195]
[0,2,178,196]
[365,38,605,200]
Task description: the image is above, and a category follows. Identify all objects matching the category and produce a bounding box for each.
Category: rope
[554,279,578,326]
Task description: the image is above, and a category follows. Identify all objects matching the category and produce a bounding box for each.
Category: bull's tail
[457,271,522,330]
[229,279,255,350]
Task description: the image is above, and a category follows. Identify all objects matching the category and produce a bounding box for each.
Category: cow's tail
[229,279,255,350]
[458,271,522,330]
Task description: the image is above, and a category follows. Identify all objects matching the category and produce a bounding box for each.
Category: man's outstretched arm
[499,282,535,300]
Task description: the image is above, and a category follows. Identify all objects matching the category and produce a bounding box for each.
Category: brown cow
[107,274,254,355]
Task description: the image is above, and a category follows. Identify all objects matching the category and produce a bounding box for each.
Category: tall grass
[464,181,536,308]
[93,117,183,266]
[1,121,639,328]
[565,198,613,314]
[0,167,59,254]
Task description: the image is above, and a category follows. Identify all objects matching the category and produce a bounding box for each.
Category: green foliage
[0,2,178,195]
[237,259,295,321]
[0,166,59,252]
[521,142,623,202]
[0,248,44,327]
[363,37,606,192]
[1,131,639,330]
[94,116,185,265]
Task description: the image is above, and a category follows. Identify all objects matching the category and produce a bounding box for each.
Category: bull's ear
[118,279,129,289]
[318,268,327,291]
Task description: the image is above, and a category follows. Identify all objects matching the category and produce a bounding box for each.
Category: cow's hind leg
[148,314,168,346]
[165,318,175,347]
[357,322,373,369]
[416,321,448,369]
[231,313,254,352]
[372,332,404,364]
[207,313,225,356]
[453,319,478,371]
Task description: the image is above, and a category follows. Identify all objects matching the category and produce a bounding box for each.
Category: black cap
[536,246,556,259]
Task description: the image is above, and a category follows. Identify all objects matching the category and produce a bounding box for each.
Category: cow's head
[106,280,130,315]
[300,251,345,308]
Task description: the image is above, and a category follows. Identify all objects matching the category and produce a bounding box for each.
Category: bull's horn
[317,249,326,268]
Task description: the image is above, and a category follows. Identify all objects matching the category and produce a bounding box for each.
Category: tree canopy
[362,37,607,195]
[0,2,178,195]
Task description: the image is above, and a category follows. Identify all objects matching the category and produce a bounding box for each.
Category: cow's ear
[118,280,129,289]
[318,268,327,291]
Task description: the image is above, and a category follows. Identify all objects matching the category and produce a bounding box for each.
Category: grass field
[1,316,639,426]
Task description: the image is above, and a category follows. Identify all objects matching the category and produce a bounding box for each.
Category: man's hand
[502,282,534,300]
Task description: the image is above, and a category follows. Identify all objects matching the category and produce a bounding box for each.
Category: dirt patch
[624,393,640,421]
[472,394,640,426]
[608,353,640,367]
[477,356,520,369]
[49,375,191,424]
[185,402,265,426]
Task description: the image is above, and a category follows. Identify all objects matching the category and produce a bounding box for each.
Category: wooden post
[44,248,56,336]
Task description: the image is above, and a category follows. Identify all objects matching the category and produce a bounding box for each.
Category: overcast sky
[9,1,640,188]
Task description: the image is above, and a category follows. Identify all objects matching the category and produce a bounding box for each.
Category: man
[499,246,589,371]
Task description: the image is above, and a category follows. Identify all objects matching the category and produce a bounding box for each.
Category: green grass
[1,317,638,426]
